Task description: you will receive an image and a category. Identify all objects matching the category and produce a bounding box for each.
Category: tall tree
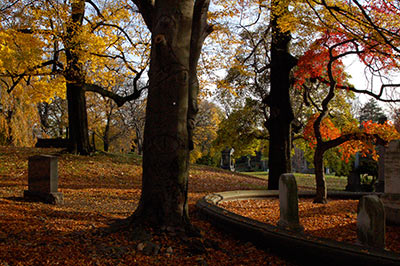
[359,98,386,123]
[299,0,400,202]
[0,0,149,154]
[65,0,90,154]
[37,97,68,138]
[213,98,267,159]
[190,100,223,163]
[264,0,297,189]
[127,0,212,231]
[297,33,400,202]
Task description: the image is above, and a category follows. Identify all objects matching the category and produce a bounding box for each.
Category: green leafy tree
[359,98,386,123]
[190,100,223,164]
[213,99,267,159]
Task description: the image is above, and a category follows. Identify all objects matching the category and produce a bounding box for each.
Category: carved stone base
[380,193,400,225]
[24,190,64,205]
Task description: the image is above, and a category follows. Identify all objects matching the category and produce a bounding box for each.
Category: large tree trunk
[129,0,211,232]
[132,0,194,228]
[66,83,90,155]
[265,2,297,190]
[103,111,111,152]
[65,0,91,155]
[313,145,327,203]
[135,129,143,155]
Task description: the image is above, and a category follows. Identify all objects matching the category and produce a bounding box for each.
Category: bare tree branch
[85,0,105,19]
[0,0,19,12]
[84,68,148,107]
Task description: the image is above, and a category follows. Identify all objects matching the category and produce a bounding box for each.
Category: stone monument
[220,147,235,171]
[357,195,385,249]
[277,173,304,232]
[24,155,64,204]
[381,140,400,225]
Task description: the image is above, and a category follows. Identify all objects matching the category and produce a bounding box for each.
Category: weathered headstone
[357,195,385,249]
[220,147,235,171]
[346,170,362,192]
[24,155,64,204]
[381,140,400,225]
[277,173,304,232]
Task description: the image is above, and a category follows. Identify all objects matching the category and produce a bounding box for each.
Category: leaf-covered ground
[219,198,400,254]
[2,147,398,265]
[0,146,292,266]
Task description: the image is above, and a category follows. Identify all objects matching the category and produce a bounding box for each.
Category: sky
[343,55,400,118]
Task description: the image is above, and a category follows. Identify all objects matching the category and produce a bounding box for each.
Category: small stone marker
[357,195,385,249]
[277,173,304,232]
[24,155,64,204]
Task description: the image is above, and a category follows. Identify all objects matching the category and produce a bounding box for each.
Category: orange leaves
[303,114,400,163]
[0,146,285,265]
[362,120,400,142]
[340,120,400,162]
[220,198,400,253]
[303,114,341,149]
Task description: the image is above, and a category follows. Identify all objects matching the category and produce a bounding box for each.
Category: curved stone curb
[196,190,400,266]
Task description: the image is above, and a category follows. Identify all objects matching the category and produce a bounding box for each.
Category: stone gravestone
[357,195,385,249]
[381,140,400,225]
[24,155,64,204]
[277,173,304,232]
[220,147,235,171]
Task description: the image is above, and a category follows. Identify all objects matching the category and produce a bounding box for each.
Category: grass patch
[241,171,347,191]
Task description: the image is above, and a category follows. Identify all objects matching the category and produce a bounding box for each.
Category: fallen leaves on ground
[219,198,400,253]
[0,146,291,266]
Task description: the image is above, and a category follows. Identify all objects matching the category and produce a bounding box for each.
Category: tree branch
[321,132,387,152]
[0,0,19,12]
[85,0,105,19]
[0,59,63,93]
[84,80,147,107]
[92,22,136,47]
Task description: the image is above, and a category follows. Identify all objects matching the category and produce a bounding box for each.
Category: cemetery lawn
[242,171,347,191]
[0,146,289,266]
[0,146,398,265]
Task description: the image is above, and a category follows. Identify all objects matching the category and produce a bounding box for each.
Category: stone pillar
[357,195,385,249]
[220,147,235,171]
[277,173,303,232]
[24,155,64,204]
[381,140,400,225]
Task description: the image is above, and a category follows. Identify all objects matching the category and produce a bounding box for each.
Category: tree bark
[313,145,327,203]
[65,0,91,155]
[129,0,210,230]
[265,2,297,190]
[66,83,90,155]
[103,108,112,152]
